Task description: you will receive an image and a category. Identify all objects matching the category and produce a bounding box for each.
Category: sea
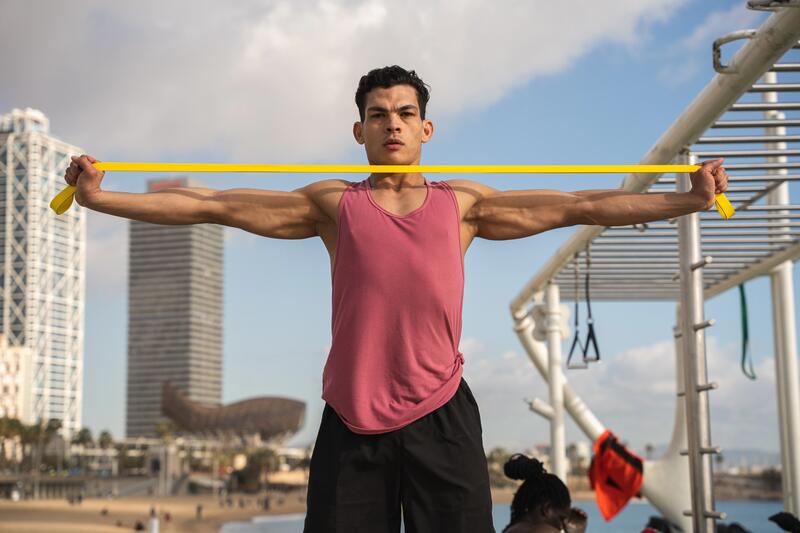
[221,500,785,533]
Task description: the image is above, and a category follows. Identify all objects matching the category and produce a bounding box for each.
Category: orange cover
[589,429,644,521]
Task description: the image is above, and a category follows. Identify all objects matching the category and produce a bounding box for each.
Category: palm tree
[98,430,113,450]
[19,423,43,472]
[71,428,93,474]
[72,427,93,448]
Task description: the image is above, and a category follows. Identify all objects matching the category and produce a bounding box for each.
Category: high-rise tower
[0,108,86,435]
[125,177,223,437]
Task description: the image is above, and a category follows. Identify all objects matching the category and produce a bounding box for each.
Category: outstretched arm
[462,159,728,240]
[67,154,330,239]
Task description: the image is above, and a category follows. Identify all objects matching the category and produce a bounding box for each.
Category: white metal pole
[545,283,567,481]
[513,311,605,440]
[763,71,800,514]
[677,151,720,532]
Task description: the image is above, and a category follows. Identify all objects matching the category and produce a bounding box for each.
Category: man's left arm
[464,159,729,240]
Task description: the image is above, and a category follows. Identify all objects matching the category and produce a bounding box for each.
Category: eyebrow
[366,105,419,113]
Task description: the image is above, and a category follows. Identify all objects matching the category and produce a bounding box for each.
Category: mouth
[383,138,404,148]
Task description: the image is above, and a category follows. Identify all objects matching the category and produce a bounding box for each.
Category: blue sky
[1,1,797,455]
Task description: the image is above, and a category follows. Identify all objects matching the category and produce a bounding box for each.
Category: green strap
[739,284,757,380]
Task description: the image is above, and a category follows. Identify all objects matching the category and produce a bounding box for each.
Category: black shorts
[303,378,495,533]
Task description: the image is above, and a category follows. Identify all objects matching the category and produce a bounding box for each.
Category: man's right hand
[65,154,105,207]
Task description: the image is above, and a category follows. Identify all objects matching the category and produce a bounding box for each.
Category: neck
[368,172,425,191]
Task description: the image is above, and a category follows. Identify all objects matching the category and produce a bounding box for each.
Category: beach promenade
[0,489,530,532]
[0,493,305,533]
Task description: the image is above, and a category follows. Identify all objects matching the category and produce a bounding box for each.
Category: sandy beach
[0,488,594,532]
[0,492,306,533]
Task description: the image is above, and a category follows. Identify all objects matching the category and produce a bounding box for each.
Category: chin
[369,155,415,167]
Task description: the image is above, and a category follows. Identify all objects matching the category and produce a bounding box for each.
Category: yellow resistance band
[50,162,735,219]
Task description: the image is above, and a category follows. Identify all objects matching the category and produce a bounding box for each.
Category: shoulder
[297,178,355,204]
[444,178,498,197]
[297,178,355,197]
[443,179,499,218]
[445,179,496,193]
[295,179,356,222]
[503,522,536,533]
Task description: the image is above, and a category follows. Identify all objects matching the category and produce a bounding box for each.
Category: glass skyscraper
[0,108,86,435]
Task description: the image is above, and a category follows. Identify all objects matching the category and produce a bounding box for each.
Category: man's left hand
[689,158,729,210]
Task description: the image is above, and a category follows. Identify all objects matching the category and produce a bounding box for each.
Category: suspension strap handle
[567,252,588,369]
[582,244,601,363]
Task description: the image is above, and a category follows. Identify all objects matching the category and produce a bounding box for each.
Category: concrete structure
[126,177,224,437]
[0,108,85,436]
[0,334,33,423]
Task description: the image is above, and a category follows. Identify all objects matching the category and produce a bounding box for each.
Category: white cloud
[657,3,763,85]
[676,3,761,51]
[463,335,780,455]
[1,0,686,164]
[461,337,551,451]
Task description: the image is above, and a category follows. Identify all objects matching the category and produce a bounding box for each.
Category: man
[65,65,728,533]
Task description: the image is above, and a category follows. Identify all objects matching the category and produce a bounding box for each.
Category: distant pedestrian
[148,506,159,533]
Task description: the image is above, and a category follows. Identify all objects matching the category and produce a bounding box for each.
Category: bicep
[210,187,326,239]
[470,188,586,240]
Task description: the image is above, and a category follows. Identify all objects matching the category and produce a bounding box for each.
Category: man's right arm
[68,154,330,239]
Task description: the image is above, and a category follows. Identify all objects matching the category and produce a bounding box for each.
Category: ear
[353,121,365,145]
[421,119,434,144]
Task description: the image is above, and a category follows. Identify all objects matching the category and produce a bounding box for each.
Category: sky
[0,0,796,457]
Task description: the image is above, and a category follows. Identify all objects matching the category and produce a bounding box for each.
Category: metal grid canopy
[511,41,800,305]
[550,90,800,301]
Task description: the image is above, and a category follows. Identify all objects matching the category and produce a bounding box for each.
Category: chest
[368,187,429,217]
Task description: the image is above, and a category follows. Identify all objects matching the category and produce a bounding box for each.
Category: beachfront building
[125,177,224,437]
[0,108,86,436]
[0,334,33,423]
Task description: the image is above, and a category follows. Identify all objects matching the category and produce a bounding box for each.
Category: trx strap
[739,283,756,380]
[567,252,588,369]
[582,244,600,362]
[567,246,601,368]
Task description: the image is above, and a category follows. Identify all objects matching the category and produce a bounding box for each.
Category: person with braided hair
[503,454,588,533]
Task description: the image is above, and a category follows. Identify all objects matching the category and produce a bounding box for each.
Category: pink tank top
[322,177,465,434]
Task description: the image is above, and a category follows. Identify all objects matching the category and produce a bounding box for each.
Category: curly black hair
[502,454,571,532]
[355,65,431,122]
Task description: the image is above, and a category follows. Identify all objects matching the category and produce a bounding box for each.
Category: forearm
[577,189,709,226]
[82,188,218,225]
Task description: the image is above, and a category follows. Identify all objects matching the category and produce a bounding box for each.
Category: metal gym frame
[510,6,800,533]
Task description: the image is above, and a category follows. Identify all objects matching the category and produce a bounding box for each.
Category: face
[353,84,434,166]
[541,503,571,530]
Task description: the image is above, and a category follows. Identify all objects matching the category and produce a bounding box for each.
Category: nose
[385,113,402,132]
